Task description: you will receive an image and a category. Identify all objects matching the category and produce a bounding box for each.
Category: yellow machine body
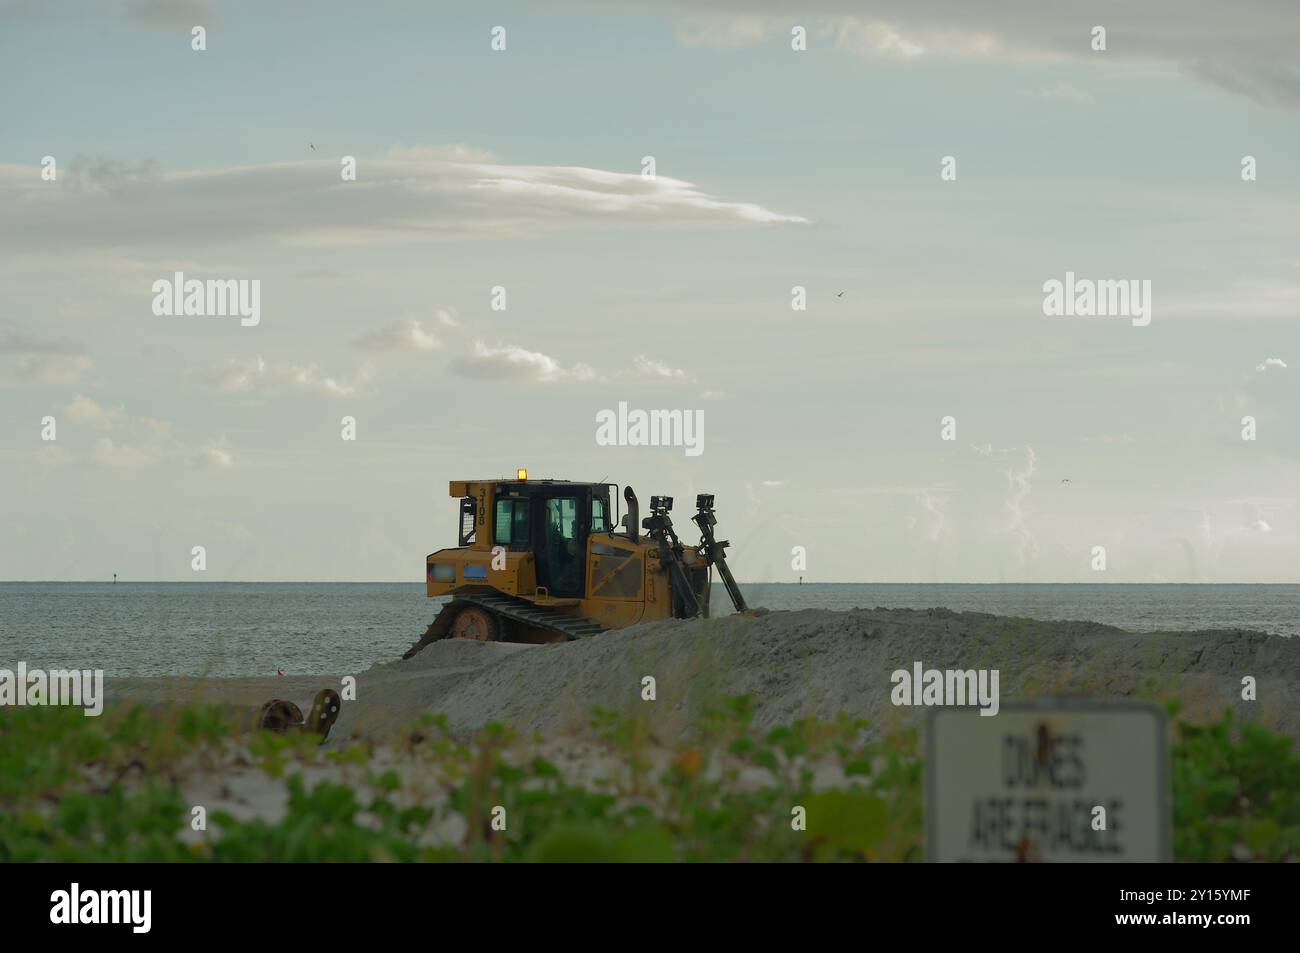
[425,479,709,634]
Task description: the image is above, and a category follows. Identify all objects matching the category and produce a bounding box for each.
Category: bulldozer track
[460,592,608,639]
[404,592,608,658]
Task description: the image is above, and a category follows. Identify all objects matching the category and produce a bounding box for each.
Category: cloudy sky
[1,0,1298,582]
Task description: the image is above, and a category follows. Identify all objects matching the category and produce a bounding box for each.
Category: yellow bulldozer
[402,472,748,656]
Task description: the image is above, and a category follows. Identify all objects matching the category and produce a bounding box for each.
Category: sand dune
[105,606,1299,744]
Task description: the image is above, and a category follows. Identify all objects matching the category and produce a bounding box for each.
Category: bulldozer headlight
[428,563,455,583]
[517,467,527,480]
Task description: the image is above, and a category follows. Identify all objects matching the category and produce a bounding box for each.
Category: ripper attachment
[692,493,748,613]
[640,494,702,619]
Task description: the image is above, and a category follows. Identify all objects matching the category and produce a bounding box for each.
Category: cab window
[494,498,529,547]
[546,497,579,539]
[591,498,608,533]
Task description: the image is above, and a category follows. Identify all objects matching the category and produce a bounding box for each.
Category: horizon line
[3,580,1299,587]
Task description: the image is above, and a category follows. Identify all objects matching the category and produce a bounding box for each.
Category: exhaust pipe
[623,486,640,543]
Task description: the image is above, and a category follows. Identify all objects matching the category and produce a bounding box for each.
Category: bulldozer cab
[472,479,614,599]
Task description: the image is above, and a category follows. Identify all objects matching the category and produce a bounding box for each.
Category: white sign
[926,700,1169,862]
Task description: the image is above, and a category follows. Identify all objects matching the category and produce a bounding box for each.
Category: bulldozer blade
[257,688,342,743]
[257,699,303,734]
[306,688,342,741]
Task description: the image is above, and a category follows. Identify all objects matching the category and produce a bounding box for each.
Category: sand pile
[106,607,1300,744]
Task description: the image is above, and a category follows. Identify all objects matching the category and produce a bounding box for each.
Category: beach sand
[92,606,1298,836]
[106,606,1299,744]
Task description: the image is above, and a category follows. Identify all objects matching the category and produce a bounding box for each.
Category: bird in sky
[836,291,845,297]
[309,143,316,151]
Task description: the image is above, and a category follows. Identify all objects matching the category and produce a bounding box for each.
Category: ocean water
[0,582,1295,678]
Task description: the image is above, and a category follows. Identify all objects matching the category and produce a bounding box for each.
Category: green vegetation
[0,698,1293,862]
[1167,703,1300,862]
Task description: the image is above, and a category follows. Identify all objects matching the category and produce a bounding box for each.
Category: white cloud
[1256,357,1288,372]
[191,440,235,470]
[275,363,370,398]
[629,355,688,380]
[832,19,931,59]
[3,354,93,385]
[452,341,598,383]
[0,148,807,250]
[61,156,163,198]
[1002,446,1038,567]
[70,0,1300,109]
[40,395,235,470]
[64,394,125,430]
[386,144,497,163]
[450,344,702,385]
[205,356,266,393]
[917,489,947,542]
[351,315,441,351]
[204,355,371,398]
[643,1,1300,109]
[676,14,772,48]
